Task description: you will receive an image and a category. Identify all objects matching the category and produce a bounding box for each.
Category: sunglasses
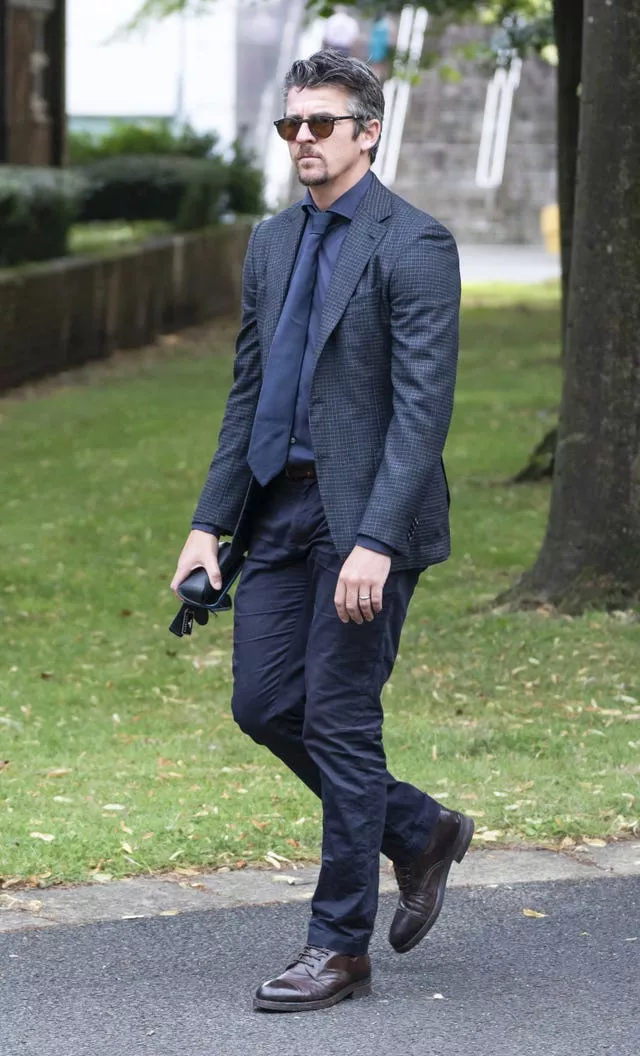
[274,114,356,141]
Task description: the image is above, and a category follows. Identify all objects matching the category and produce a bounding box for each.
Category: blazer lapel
[262,205,306,362]
[313,177,393,360]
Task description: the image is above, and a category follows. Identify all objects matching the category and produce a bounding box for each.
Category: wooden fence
[0,224,250,391]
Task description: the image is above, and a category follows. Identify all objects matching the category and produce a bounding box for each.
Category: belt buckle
[285,462,316,480]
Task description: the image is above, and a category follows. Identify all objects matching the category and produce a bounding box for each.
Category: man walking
[171,50,473,1012]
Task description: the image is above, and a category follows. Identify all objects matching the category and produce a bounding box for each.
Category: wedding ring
[359,594,371,600]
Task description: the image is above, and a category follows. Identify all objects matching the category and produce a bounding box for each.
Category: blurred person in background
[171,50,472,1013]
[322,6,360,56]
[368,9,395,83]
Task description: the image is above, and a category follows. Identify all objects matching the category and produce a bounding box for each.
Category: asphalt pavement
[458,244,560,285]
[1,859,638,1056]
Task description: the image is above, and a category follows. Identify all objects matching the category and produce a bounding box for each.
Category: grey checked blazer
[193,174,460,571]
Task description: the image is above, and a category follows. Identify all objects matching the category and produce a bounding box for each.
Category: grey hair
[282,50,385,164]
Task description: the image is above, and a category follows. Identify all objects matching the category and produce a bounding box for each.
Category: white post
[475,57,522,189]
[373,5,428,189]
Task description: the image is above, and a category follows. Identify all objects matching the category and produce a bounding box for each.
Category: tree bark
[510,0,582,485]
[506,0,640,610]
[553,0,583,345]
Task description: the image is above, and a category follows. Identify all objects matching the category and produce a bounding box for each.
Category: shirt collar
[303,170,373,221]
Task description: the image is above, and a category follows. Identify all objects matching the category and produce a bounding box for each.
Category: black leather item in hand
[169,541,245,638]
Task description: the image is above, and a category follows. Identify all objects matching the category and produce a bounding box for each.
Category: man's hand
[170,530,221,596]
[334,545,392,624]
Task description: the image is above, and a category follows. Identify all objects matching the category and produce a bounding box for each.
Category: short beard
[297,172,330,186]
[296,157,329,186]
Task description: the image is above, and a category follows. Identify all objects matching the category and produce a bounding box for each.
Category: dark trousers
[231,477,442,954]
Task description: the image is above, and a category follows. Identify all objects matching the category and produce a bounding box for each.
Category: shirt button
[290,436,296,444]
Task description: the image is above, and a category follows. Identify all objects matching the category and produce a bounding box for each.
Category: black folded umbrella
[169,540,245,638]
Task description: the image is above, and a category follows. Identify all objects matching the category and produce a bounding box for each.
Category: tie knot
[308,209,334,235]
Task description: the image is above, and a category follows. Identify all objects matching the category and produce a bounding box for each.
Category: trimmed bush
[0,137,263,268]
[0,168,79,268]
[77,155,228,229]
[69,120,218,165]
[225,139,265,217]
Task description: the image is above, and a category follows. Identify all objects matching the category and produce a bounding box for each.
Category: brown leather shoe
[254,945,371,1012]
[389,808,474,953]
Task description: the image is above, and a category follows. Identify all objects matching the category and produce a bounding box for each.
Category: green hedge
[0,168,79,268]
[0,142,264,267]
[77,155,229,230]
[68,120,218,165]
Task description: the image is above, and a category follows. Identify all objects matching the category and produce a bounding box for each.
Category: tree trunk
[554,0,583,346]
[506,0,640,610]
[511,0,582,485]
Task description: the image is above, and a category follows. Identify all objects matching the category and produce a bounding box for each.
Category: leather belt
[284,461,317,480]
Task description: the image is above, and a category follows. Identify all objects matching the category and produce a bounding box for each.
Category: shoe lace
[394,862,415,895]
[297,944,334,969]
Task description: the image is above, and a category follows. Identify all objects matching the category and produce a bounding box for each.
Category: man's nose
[295,120,316,143]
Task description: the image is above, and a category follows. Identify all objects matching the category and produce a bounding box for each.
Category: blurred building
[66,0,237,146]
[393,22,557,244]
[0,0,66,164]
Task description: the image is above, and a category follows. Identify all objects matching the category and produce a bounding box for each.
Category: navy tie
[247,208,334,486]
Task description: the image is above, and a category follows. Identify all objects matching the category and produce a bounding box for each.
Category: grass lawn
[1,282,639,890]
[69,220,174,257]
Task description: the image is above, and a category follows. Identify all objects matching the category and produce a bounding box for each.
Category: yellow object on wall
[540,204,560,255]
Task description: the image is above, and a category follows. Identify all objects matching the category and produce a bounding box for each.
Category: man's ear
[361,120,381,154]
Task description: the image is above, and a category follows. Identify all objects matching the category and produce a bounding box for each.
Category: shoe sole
[391,814,475,954]
[253,979,372,1012]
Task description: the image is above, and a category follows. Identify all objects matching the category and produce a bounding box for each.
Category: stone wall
[0,225,250,391]
[394,24,557,244]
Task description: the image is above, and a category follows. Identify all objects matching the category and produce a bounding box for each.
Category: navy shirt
[193,170,394,556]
[288,171,373,466]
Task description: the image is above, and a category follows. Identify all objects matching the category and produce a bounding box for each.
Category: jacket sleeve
[192,223,264,532]
[357,223,460,554]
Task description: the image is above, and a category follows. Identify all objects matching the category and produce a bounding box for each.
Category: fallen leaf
[583,838,607,847]
[30,832,55,842]
[476,829,503,841]
[523,908,548,918]
[46,769,71,778]
[121,842,133,854]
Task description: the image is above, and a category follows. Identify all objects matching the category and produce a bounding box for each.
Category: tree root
[511,427,557,483]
